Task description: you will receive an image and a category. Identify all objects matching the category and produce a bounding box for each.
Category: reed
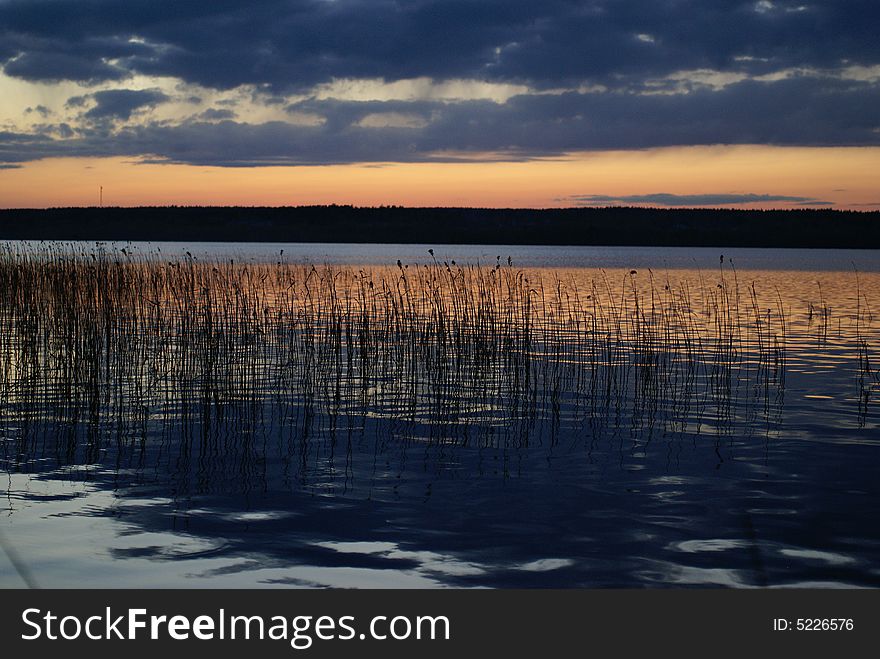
[0,242,868,490]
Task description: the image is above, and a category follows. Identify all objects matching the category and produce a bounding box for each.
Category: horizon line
[2,204,878,214]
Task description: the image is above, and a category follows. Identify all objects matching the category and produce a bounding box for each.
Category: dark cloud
[3,50,128,83]
[572,193,832,207]
[196,108,236,121]
[124,120,425,167]
[3,73,880,168]
[25,105,51,117]
[0,1,878,90]
[65,95,89,109]
[81,89,170,121]
[0,129,59,164]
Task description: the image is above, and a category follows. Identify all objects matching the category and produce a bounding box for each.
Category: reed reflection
[3,244,874,488]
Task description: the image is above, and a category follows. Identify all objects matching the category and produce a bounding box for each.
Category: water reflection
[1,244,879,588]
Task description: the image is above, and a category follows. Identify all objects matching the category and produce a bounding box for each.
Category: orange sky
[1,145,878,209]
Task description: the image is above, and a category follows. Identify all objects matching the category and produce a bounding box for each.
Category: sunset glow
[2,146,878,210]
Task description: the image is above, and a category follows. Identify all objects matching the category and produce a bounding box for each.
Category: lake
[1,242,879,588]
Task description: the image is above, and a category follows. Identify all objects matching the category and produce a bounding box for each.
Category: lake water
[1,242,879,588]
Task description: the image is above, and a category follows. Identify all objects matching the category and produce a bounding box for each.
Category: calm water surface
[1,243,879,588]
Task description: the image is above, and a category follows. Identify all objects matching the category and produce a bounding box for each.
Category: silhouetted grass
[3,242,873,490]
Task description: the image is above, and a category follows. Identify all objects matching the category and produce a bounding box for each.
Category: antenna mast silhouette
[99,186,103,207]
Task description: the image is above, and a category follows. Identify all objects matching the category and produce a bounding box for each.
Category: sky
[1,0,878,209]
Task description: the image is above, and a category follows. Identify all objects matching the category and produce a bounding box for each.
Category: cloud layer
[572,193,832,207]
[1,1,879,168]
[3,1,878,89]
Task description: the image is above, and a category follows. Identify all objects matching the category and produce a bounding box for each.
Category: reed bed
[0,243,871,489]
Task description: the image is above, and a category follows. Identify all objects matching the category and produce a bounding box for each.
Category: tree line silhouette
[1,205,878,247]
